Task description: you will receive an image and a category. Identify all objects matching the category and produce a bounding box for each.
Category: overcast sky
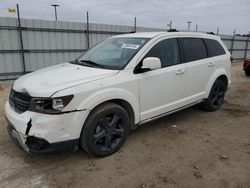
[0,0,249,35]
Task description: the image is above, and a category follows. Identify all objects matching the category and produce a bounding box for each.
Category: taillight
[230,56,233,63]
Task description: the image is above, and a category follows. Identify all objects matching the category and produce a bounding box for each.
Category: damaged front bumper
[6,120,30,153]
[5,102,89,154]
[6,117,79,154]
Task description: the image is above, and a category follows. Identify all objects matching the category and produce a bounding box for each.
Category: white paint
[5,32,231,147]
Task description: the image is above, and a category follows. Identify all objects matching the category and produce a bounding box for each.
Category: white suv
[5,32,231,156]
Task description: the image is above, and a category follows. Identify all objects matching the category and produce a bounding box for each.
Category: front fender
[77,88,140,124]
[204,68,229,98]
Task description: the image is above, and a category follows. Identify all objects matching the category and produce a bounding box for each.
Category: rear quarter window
[203,39,226,57]
[181,38,207,62]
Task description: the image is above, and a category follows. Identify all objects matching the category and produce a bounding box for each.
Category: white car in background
[5,32,231,157]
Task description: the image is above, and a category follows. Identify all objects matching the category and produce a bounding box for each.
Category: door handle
[208,62,215,67]
[175,69,185,75]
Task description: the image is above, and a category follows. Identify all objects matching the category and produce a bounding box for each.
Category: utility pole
[233,29,236,36]
[187,21,192,31]
[134,17,137,32]
[16,4,26,73]
[167,21,172,30]
[216,27,220,35]
[51,4,59,21]
[230,29,236,54]
[86,11,90,49]
[195,24,198,32]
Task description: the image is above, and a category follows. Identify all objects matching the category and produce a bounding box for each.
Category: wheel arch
[205,69,229,98]
[77,88,140,128]
[217,75,228,89]
[89,99,136,130]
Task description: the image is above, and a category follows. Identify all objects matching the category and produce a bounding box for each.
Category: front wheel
[201,79,226,112]
[80,103,130,157]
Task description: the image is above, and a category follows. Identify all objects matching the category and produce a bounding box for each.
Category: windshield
[74,37,150,70]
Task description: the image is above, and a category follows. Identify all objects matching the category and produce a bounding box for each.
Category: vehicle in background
[243,56,250,76]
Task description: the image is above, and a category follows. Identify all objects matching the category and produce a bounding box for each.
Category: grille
[9,89,31,113]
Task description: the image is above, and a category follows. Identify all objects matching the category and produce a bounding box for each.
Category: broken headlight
[29,95,73,114]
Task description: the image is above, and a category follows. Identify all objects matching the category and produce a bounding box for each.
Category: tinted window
[145,38,180,67]
[204,39,226,57]
[181,38,207,62]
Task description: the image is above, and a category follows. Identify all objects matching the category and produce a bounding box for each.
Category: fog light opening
[25,136,50,151]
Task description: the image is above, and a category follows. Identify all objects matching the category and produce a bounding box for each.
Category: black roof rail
[206,32,215,35]
[168,29,179,32]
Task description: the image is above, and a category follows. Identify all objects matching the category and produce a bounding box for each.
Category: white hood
[13,63,119,97]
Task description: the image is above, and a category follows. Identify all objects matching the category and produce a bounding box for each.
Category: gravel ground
[0,62,249,188]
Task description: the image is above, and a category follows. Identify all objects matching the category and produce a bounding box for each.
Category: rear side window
[145,38,180,67]
[181,38,207,62]
[203,39,226,57]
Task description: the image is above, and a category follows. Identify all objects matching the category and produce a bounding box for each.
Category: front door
[138,38,186,121]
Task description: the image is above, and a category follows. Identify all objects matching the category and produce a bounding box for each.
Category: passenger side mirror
[142,57,161,70]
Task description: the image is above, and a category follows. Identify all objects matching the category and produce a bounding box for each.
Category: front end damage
[5,99,89,154]
[6,116,79,154]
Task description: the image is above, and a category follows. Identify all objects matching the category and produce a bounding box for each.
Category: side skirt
[138,100,203,126]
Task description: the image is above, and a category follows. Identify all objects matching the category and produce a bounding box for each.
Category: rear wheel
[245,69,250,76]
[201,79,226,112]
[80,103,130,157]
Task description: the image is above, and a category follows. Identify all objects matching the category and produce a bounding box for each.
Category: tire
[201,79,227,112]
[80,103,130,157]
[245,69,250,76]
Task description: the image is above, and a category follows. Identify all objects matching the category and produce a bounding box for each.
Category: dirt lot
[0,62,249,188]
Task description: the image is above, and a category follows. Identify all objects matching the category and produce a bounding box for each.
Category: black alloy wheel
[211,83,225,107]
[201,79,227,112]
[80,103,130,157]
[93,113,125,152]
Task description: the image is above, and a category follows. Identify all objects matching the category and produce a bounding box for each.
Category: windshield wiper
[69,59,79,64]
[79,60,105,68]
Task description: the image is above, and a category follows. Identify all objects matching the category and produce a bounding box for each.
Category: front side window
[181,38,207,62]
[203,39,226,57]
[145,38,180,67]
[74,37,149,70]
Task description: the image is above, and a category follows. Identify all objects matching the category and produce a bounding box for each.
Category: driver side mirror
[142,57,161,70]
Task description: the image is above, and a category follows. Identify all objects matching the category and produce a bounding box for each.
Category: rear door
[180,37,213,103]
[203,38,227,75]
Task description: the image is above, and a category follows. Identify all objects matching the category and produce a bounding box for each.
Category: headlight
[29,95,73,114]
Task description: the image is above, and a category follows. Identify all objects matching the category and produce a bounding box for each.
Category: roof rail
[206,32,215,35]
[168,29,179,32]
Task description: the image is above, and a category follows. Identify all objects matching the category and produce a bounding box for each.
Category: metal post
[187,21,191,31]
[244,31,250,58]
[230,29,236,54]
[16,4,26,73]
[86,11,90,49]
[195,24,198,32]
[169,20,172,30]
[134,17,137,32]
[55,6,57,21]
[51,4,59,21]
[216,27,220,35]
